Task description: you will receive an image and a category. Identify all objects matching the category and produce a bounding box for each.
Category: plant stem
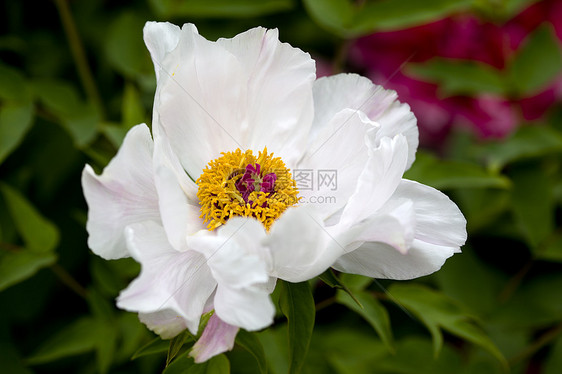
[54,0,104,117]
[509,322,562,365]
[50,263,89,299]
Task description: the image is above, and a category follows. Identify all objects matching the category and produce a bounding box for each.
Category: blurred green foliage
[1,0,561,373]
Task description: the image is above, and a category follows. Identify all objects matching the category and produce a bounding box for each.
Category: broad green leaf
[102,122,130,149]
[149,0,294,18]
[474,125,562,171]
[492,273,562,328]
[536,232,562,262]
[235,330,267,374]
[162,354,230,374]
[122,83,146,129]
[105,13,153,79]
[375,337,464,374]
[336,290,394,352]
[32,79,99,147]
[0,342,33,374]
[404,151,510,190]
[544,335,562,374]
[0,101,34,164]
[167,330,192,366]
[509,25,562,95]
[406,58,506,96]
[338,273,372,291]
[311,327,389,374]
[279,281,315,374]
[26,317,98,364]
[131,337,169,360]
[436,249,507,315]
[303,0,472,37]
[0,250,57,292]
[0,64,32,101]
[389,284,506,365]
[0,183,59,253]
[453,188,510,232]
[319,268,362,307]
[94,319,118,374]
[115,313,148,362]
[509,165,554,249]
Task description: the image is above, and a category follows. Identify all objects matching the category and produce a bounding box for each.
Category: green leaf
[474,125,562,171]
[0,101,34,164]
[508,25,562,95]
[336,290,394,352]
[32,79,99,147]
[235,330,267,374]
[94,319,118,374]
[0,250,57,292]
[319,269,362,307]
[544,335,562,374]
[0,183,59,253]
[26,317,99,365]
[0,64,32,101]
[162,354,230,374]
[303,0,472,37]
[406,58,507,96]
[167,330,192,366]
[389,284,506,366]
[404,152,510,190]
[0,342,33,374]
[105,13,153,79]
[131,337,170,360]
[509,165,554,248]
[149,0,294,18]
[536,232,562,262]
[492,273,562,328]
[279,281,315,374]
[338,273,373,291]
[436,249,507,315]
[122,83,146,129]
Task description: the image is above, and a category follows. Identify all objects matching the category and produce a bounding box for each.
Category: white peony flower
[82,22,466,363]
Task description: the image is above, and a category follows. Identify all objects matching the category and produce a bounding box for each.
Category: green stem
[54,0,104,117]
[50,263,89,299]
[509,322,562,365]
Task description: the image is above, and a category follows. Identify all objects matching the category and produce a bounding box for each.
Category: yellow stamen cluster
[196,148,299,231]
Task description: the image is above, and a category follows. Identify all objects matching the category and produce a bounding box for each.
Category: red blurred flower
[351,0,562,145]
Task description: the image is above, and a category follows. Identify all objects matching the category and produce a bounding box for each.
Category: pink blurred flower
[351,0,562,145]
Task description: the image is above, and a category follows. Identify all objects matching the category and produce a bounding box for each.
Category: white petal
[155,24,244,179]
[297,109,378,220]
[187,218,274,330]
[217,27,316,167]
[264,207,343,283]
[311,73,418,169]
[138,309,187,339]
[190,314,239,363]
[153,134,203,251]
[336,199,416,255]
[214,284,274,331]
[392,179,467,247]
[339,134,409,227]
[333,240,459,280]
[188,218,270,288]
[143,22,184,82]
[117,221,216,334]
[81,124,159,259]
[333,180,466,280]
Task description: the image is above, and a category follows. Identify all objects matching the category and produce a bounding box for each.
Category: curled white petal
[81,124,159,259]
[117,221,216,334]
[187,218,274,331]
[190,314,239,363]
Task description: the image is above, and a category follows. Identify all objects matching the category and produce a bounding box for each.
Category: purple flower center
[235,163,277,204]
